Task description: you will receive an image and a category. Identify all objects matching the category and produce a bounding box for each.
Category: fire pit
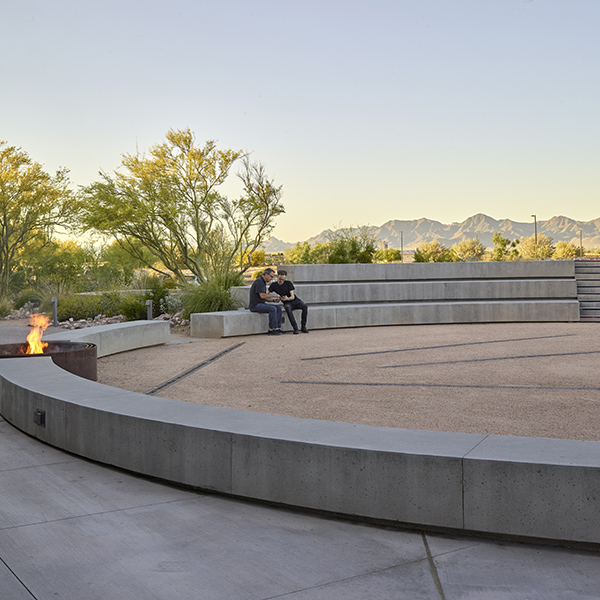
[0,341,98,381]
[0,314,97,381]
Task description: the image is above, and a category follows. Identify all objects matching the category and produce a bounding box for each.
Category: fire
[26,314,50,354]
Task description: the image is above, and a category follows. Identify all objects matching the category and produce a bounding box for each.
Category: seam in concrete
[145,342,244,395]
[299,334,576,360]
[379,349,600,369]
[280,380,600,392]
[0,557,36,599]
[422,533,447,600]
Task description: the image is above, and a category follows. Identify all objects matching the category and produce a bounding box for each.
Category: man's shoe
[267,330,282,335]
[301,327,309,333]
[293,329,299,334]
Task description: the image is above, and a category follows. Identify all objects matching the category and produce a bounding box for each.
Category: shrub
[0,296,13,318]
[117,294,147,321]
[553,241,580,259]
[181,278,242,317]
[375,248,402,263]
[14,287,41,309]
[519,234,554,260]
[450,238,486,261]
[491,233,520,261]
[413,241,454,262]
[55,292,122,321]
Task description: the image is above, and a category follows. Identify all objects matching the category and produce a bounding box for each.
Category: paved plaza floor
[2,320,600,598]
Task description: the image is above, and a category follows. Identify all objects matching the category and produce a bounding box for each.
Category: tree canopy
[79,129,284,284]
[0,141,75,296]
[519,234,554,260]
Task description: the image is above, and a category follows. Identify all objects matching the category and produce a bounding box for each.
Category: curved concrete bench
[44,320,171,357]
[1,356,600,545]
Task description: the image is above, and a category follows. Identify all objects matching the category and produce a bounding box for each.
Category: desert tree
[0,141,76,296]
[79,129,284,286]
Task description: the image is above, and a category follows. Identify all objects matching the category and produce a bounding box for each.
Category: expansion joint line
[145,342,245,395]
[422,533,447,600]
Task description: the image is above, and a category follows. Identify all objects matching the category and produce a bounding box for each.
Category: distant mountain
[263,214,600,252]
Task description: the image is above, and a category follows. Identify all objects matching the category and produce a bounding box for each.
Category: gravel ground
[92,321,600,441]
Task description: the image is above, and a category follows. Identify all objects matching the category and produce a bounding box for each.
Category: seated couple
[249,268,309,335]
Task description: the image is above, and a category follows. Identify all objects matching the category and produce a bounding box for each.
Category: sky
[2,0,599,243]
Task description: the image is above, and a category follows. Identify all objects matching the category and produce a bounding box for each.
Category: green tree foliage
[15,237,89,291]
[450,237,486,262]
[375,247,402,262]
[283,227,377,265]
[79,129,284,285]
[0,141,76,296]
[240,248,265,268]
[491,233,520,261]
[413,241,454,262]
[553,241,582,259]
[326,226,377,264]
[519,234,554,259]
[284,241,313,265]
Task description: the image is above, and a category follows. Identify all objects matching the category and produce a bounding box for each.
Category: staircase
[575,259,600,321]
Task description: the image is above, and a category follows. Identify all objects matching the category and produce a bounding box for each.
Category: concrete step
[578,301,600,309]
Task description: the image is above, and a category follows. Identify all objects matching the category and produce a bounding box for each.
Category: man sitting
[249,268,283,335]
[268,270,309,334]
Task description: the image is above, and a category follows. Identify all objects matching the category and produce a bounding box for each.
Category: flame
[26,314,50,354]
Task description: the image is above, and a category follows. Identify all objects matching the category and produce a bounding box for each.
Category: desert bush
[181,278,242,317]
[553,241,581,259]
[14,287,42,309]
[491,233,520,261]
[519,234,554,260]
[413,241,454,262]
[55,292,122,321]
[375,248,402,262]
[0,296,13,318]
[450,238,486,261]
[117,294,147,321]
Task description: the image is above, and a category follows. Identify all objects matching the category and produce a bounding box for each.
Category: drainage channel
[145,342,245,395]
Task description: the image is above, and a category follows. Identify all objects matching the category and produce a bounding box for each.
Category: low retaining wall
[44,320,171,357]
[2,357,600,545]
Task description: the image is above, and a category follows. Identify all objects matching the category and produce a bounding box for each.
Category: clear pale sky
[2,0,599,242]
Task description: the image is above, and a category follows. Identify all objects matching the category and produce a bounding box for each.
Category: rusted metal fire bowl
[0,342,97,381]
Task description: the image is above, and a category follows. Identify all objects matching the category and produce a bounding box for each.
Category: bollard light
[146,299,153,320]
[51,297,58,327]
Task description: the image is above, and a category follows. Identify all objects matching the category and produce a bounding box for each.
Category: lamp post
[531,214,537,258]
[579,228,583,257]
[400,231,404,262]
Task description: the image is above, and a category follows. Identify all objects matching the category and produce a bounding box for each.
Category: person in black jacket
[248,268,283,335]
[269,270,309,334]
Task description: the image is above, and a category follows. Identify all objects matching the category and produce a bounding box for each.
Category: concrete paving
[2,320,600,598]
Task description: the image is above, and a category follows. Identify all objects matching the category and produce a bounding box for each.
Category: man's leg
[283,303,299,331]
[250,304,281,331]
[290,298,309,331]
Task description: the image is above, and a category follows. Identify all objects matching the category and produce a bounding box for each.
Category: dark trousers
[250,303,282,329]
[283,298,308,330]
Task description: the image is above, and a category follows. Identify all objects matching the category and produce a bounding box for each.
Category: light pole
[400,231,404,262]
[531,215,537,258]
[579,228,583,257]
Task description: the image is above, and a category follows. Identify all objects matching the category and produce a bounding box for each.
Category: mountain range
[265,214,600,252]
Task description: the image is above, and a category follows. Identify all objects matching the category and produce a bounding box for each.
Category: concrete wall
[282,261,576,283]
[232,279,577,308]
[44,321,171,357]
[2,357,600,545]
